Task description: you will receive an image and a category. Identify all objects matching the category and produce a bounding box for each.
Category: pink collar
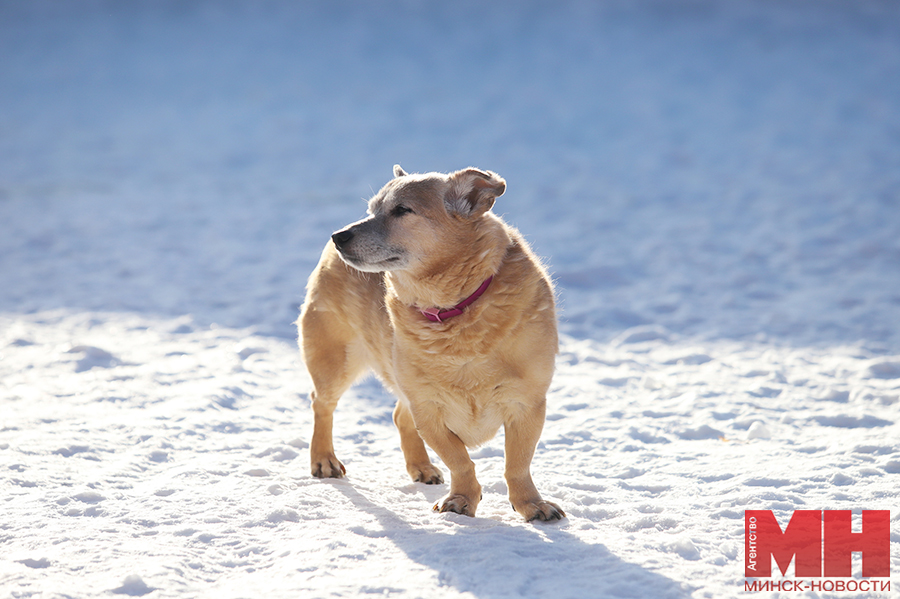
[419,276,493,323]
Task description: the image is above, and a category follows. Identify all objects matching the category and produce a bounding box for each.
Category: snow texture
[2,1,900,598]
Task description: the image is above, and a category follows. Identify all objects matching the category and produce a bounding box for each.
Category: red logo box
[745,510,890,578]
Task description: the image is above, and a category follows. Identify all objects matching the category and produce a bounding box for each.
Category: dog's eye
[391,205,414,217]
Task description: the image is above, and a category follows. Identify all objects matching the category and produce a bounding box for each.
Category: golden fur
[298,166,564,521]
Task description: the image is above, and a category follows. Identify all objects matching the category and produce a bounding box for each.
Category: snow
[1,1,900,597]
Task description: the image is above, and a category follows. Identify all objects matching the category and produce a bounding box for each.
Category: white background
[2,1,899,597]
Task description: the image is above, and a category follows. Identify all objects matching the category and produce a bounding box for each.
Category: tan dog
[298,165,564,521]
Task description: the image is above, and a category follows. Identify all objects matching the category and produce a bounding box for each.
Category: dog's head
[331,166,507,274]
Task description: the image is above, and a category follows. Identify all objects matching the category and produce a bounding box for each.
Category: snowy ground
[2,1,900,598]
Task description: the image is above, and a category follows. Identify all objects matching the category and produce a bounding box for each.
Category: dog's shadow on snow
[330,481,692,599]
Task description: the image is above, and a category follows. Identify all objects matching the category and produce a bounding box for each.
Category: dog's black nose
[332,229,353,250]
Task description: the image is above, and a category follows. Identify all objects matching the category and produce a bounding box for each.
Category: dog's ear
[445,168,506,217]
[393,164,408,178]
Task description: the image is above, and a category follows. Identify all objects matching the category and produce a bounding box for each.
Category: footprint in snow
[66,345,122,372]
[17,558,51,569]
[676,425,724,440]
[813,414,892,428]
[868,361,900,379]
[53,445,92,458]
[112,575,154,597]
[73,491,106,504]
[747,387,782,398]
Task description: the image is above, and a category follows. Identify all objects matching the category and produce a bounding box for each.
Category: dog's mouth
[338,250,407,273]
[373,255,407,270]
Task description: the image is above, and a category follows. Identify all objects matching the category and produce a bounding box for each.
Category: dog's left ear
[446,168,506,217]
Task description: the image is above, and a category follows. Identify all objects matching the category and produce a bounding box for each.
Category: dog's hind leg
[301,307,365,479]
[393,401,443,484]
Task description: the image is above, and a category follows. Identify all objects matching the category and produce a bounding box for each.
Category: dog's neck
[386,217,509,310]
[387,257,501,310]
[418,275,493,323]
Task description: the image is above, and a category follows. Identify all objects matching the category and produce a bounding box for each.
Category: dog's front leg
[504,400,565,522]
[412,407,482,516]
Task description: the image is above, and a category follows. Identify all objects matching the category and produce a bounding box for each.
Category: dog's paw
[311,455,346,479]
[409,464,444,485]
[433,493,475,517]
[515,500,566,523]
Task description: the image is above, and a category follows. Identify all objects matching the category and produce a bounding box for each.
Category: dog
[298,165,564,522]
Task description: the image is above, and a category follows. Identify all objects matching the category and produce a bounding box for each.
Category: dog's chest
[395,352,515,446]
[427,375,509,448]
